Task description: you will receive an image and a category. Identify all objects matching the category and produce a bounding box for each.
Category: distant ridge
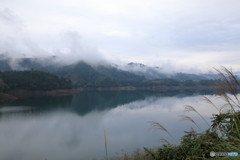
[122,62,207,81]
[0,55,220,88]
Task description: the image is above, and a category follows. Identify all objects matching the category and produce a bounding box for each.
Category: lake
[0,89,222,160]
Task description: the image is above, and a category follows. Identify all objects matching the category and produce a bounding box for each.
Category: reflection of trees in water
[70,91,147,115]
[0,89,215,118]
[0,95,73,118]
[69,90,189,115]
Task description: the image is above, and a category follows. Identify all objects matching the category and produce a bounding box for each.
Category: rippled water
[0,90,222,160]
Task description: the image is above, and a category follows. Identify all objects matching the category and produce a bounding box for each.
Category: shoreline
[0,93,18,103]
[93,86,216,91]
[0,85,215,103]
[6,88,83,97]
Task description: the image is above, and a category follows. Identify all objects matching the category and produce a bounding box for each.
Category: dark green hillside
[37,64,62,73]
[47,61,145,87]
[95,65,145,86]
[140,78,180,87]
[18,58,43,69]
[126,62,207,81]
[96,65,144,81]
[53,61,113,87]
[172,72,206,81]
[0,57,43,71]
[0,56,60,71]
[0,78,4,92]
[0,70,72,91]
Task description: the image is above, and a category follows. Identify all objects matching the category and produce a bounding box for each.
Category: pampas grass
[147,121,178,144]
[103,127,108,160]
[184,105,210,127]
[178,115,203,132]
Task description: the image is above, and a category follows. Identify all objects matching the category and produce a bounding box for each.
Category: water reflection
[0,90,214,118]
[0,89,220,160]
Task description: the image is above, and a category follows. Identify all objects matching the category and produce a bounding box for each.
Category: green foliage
[198,79,215,86]
[180,130,222,159]
[151,79,180,86]
[182,80,197,87]
[211,111,240,139]
[0,78,4,92]
[54,61,146,88]
[145,123,240,160]
[18,58,43,69]
[96,65,144,82]
[173,73,206,81]
[0,70,72,90]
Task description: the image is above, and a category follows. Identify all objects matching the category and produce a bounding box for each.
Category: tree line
[0,70,72,92]
[71,77,221,88]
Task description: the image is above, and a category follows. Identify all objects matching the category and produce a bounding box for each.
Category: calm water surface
[0,90,222,160]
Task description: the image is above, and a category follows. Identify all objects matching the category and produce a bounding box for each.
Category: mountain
[124,62,168,79]
[51,61,113,87]
[38,61,145,87]
[0,55,146,87]
[95,64,145,81]
[0,54,59,71]
[172,73,207,81]
[122,62,207,81]
[0,55,221,88]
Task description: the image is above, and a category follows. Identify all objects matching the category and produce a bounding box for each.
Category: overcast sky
[0,0,240,73]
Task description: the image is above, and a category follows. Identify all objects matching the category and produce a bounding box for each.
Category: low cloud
[55,30,106,65]
[0,9,106,68]
[1,0,240,74]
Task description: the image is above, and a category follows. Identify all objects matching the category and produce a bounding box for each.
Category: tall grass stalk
[147,121,178,144]
[146,121,189,158]
[95,127,109,160]
[184,105,210,127]
[103,127,108,160]
[214,67,240,137]
[178,115,203,132]
[200,95,221,113]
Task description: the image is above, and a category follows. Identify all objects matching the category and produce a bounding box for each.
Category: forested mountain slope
[0,56,220,88]
[0,70,72,91]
